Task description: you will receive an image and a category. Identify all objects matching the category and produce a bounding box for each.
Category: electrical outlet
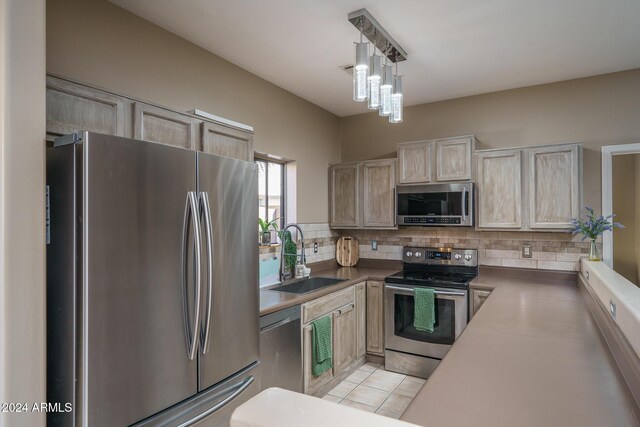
[371,240,378,251]
[610,299,617,319]
[522,244,532,259]
[313,242,318,253]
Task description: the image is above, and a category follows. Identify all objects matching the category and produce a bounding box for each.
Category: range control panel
[402,247,478,267]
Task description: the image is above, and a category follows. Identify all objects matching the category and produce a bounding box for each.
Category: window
[256,158,285,232]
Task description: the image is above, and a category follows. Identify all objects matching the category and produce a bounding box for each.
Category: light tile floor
[321,362,426,419]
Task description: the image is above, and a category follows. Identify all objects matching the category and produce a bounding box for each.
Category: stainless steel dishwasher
[259,304,303,393]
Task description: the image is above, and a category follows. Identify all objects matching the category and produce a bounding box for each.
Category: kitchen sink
[268,277,347,294]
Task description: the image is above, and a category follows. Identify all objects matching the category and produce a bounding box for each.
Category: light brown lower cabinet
[333,303,357,373]
[366,281,385,356]
[355,282,366,359]
[302,324,333,395]
[470,288,492,319]
[301,283,367,395]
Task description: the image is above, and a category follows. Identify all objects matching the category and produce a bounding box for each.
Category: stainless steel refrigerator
[47,131,259,426]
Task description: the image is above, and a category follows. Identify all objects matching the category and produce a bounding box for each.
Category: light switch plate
[371,240,378,251]
[522,244,532,258]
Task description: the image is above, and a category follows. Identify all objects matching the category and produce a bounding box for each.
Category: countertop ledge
[231,388,420,427]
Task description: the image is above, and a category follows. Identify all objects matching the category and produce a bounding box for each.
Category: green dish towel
[311,315,333,377]
[414,288,435,332]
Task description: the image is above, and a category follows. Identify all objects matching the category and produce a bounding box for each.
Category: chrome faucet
[279,223,306,282]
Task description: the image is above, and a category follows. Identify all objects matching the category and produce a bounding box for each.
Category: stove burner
[385,247,479,289]
[385,270,475,289]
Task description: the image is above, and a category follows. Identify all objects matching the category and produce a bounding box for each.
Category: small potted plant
[570,206,624,261]
[258,217,279,245]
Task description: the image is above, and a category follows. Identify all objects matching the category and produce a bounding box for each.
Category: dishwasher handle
[260,316,296,333]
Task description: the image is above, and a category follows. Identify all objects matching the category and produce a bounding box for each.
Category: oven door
[384,283,468,360]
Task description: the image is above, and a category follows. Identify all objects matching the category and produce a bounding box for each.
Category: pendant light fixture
[352,18,369,102]
[348,9,407,124]
[389,63,403,123]
[379,62,393,116]
[367,50,382,110]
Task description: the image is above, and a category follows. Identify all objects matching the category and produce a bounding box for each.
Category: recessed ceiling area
[109,0,640,117]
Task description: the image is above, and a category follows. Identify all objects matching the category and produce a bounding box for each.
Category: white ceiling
[110,0,640,117]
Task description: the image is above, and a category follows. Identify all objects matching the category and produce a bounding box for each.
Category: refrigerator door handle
[199,191,214,354]
[176,376,255,427]
[182,191,202,360]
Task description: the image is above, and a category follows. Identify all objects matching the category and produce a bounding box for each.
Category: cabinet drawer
[302,286,354,323]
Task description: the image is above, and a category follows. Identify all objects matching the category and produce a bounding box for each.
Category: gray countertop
[402,269,640,426]
[259,261,400,316]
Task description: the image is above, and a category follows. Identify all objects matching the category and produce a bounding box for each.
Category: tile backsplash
[259,224,593,273]
[259,222,339,265]
[338,228,594,272]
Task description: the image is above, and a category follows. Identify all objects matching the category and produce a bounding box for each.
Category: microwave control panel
[403,217,461,225]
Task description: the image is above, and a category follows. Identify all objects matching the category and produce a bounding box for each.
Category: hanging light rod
[348,8,407,63]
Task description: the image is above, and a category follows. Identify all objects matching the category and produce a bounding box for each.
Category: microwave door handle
[461,187,467,222]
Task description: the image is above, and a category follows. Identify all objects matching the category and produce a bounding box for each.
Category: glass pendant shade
[367,54,382,109]
[379,65,393,116]
[353,42,369,102]
[389,75,403,123]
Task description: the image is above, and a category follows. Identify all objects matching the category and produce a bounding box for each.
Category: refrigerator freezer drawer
[133,362,260,427]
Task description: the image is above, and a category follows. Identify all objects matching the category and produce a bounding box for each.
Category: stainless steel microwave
[396,182,474,226]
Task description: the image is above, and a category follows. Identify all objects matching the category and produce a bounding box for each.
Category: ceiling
[109,0,640,117]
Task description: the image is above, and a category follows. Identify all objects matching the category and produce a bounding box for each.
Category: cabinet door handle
[337,303,355,315]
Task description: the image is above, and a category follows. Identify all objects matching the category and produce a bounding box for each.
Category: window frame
[255,156,286,232]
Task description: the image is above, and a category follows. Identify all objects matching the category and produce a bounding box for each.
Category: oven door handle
[385,284,466,297]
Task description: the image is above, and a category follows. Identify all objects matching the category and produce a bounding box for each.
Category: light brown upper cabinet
[329,163,360,228]
[435,136,474,181]
[397,135,475,184]
[476,149,523,229]
[133,103,200,150]
[201,121,254,162]
[329,159,397,229]
[46,75,130,139]
[397,141,431,184]
[47,76,255,160]
[362,160,396,228]
[528,145,581,229]
[476,143,582,231]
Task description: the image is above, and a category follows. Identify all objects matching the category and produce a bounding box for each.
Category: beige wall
[340,69,640,212]
[612,155,638,284]
[636,155,640,283]
[46,0,341,223]
[0,0,47,425]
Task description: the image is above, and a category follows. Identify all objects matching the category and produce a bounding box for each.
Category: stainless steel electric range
[384,247,478,378]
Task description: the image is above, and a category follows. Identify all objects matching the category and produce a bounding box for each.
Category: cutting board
[336,237,360,267]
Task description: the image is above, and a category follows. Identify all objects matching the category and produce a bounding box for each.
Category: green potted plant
[258,217,279,245]
[570,206,624,261]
